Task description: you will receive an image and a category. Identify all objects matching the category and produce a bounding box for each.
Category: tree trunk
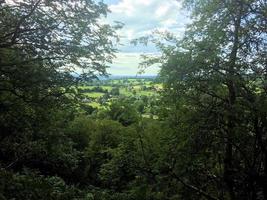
[224,2,242,199]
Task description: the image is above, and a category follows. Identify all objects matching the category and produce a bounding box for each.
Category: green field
[79,78,161,118]
[84,92,105,98]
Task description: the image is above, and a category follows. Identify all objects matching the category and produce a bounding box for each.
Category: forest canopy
[0,0,266,200]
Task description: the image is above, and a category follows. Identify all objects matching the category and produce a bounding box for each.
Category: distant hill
[99,75,157,80]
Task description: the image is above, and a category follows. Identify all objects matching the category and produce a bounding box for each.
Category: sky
[103,0,189,76]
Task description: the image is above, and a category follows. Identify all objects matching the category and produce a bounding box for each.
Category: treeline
[0,0,267,200]
[80,86,108,94]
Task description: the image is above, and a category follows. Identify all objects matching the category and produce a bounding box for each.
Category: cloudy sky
[103,0,189,76]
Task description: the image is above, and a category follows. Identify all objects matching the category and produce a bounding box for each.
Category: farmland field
[79,77,162,118]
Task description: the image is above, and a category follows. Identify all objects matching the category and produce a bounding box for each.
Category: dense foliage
[0,0,266,200]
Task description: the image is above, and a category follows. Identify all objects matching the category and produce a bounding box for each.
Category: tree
[135,100,145,114]
[136,0,266,199]
[105,99,139,126]
[0,0,120,74]
[0,0,119,155]
[0,0,120,198]
[0,0,121,108]
[110,87,120,96]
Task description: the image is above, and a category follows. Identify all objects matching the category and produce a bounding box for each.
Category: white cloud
[102,0,189,75]
[108,53,160,75]
[155,4,170,18]
[125,29,134,40]
[135,0,153,6]
[105,0,189,53]
[109,0,135,16]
